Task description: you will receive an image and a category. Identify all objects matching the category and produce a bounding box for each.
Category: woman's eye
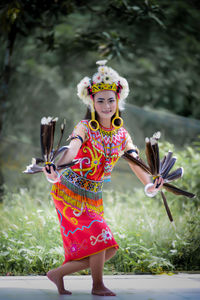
[109,99,115,103]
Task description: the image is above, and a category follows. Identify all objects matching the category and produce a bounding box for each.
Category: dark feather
[46,122,54,161]
[52,119,66,161]
[35,157,45,164]
[57,159,79,170]
[49,119,56,160]
[53,146,69,160]
[123,152,152,175]
[145,138,156,175]
[165,167,183,182]
[151,138,160,175]
[161,157,177,179]
[40,124,49,160]
[160,155,166,170]
[161,191,173,222]
[23,157,78,174]
[160,151,173,174]
[52,119,56,141]
[163,183,195,198]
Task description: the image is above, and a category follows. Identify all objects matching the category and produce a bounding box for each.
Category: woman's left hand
[148,177,164,194]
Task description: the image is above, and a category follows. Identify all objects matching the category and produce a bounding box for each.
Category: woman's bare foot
[47,270,72,295]
[92,283,116,296]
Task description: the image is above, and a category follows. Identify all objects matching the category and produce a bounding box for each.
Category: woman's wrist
[144,183,158,197]
[46,171,61,184]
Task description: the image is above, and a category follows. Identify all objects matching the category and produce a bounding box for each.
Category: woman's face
[93,90,117,121]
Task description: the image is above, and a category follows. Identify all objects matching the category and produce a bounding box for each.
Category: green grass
[0,183,199,275]
[104,188,200,274]
[0,141,200,275]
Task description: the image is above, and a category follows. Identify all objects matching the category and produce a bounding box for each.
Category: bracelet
[71,135,83,145]
[46,171,61,184]
[126,149,139,158]
[126,149,138,155]
[144,183,158,198]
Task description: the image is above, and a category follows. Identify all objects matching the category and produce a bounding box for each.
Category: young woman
[43,60,163,296]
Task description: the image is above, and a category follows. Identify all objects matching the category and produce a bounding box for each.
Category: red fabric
[52,194,118,264]
[70,120,129,181]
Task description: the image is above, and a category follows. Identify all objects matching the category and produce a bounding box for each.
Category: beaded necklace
[99,125,116,181]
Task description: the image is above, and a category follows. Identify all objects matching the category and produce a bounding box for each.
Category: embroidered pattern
[51,185,104,217]
[73,144,103,177]
[57,208,104,238]
[65,239,88,258]
[71,120,129,181]
[61,168,103,193]
[90,228,113,246]
[62,168,103,193]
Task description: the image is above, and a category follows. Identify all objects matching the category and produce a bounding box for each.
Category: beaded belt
[61,168,103,195]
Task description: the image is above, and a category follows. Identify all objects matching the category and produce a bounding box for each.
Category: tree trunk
[0,25,17,201]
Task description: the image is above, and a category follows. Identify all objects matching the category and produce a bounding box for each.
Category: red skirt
[51,168,118,264]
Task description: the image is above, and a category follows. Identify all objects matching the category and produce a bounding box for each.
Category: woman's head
[77,60,129,111]
[78,60,128,130]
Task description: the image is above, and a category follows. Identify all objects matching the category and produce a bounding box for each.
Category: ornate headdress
[77,60,129,131]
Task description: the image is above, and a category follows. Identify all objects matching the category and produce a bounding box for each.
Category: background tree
[0,0,165,198]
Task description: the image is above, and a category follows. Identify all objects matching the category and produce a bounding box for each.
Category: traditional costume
[50,60,137,264]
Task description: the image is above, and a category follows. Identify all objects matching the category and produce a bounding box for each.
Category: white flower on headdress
[104,69,119,84]
[98,66,106,74]
[77,76,92,105]
[92,73,103,84]
[96,60,108,66]
[119,77,129,101]
[103,75,113,84]
[80,76,91,88]
[109,71,118,83]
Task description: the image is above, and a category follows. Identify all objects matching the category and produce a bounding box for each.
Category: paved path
[0,274,200,300]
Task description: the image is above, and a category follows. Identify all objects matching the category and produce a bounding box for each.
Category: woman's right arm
[43,122,86,182]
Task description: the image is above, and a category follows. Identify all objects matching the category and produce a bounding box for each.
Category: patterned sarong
[51,168,118,264]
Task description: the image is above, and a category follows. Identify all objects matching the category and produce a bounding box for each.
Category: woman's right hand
[42,165,60,183]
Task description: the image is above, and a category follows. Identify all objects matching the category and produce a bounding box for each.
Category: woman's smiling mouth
[102,110,112,114]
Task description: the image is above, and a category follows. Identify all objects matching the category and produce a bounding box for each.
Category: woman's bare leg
[47,258,89,295]
[47,247,117,295]
[90,248,117,296]
[105,247,117,261]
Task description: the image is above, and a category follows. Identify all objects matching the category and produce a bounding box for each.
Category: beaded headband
[91,82,118,94]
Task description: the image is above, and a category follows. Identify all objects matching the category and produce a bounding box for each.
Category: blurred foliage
[0,140,199,275]
[0,0,200,127]
[0,1,200,194]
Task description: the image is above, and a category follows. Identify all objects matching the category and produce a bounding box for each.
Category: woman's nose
[105,101,110,108]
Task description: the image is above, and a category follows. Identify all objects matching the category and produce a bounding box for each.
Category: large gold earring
[112,97,123,129]
[89,102,99,131]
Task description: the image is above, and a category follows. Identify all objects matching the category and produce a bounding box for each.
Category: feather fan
[24,117,78,174]
[122,131,195,224]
